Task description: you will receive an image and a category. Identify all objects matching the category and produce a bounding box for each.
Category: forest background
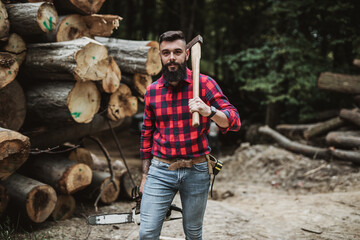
[100,0,360,129]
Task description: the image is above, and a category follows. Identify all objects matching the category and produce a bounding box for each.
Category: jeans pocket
[151,159,169,169]
[193,161,208,172]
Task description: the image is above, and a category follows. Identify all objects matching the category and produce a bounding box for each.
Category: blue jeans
[139,159,210,240]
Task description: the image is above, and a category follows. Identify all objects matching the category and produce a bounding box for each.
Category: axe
[186,35,203,128]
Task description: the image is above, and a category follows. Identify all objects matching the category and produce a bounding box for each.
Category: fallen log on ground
[329,147,360,164]
[20,154,92,194]
[25,81,100,126]
[0,80,26,131]
[0,183,9,216]
[0,1,10,41]
[339,108,360,127]
[51,194,76,221]
[259,125,330,159]
[107,83,138,121]
[303,117,345,140]
[95,36,162,76]
[0,127,30,180]
[317,72,360,94]
[53,0,106,15]
[0,52,19,89]
[23,37,110,82]
[5,2,58,36]
[326,131,360,149]
[276,123,317,139]
[2,173,57,223]
[0,33,26,65]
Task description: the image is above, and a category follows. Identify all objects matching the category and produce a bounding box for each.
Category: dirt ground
[11,128,360,240]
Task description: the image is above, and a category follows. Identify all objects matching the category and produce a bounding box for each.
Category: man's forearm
[142,158,151,175]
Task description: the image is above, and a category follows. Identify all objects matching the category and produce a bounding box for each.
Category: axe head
[186,35,203,50]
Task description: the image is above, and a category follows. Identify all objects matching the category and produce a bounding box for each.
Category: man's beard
[162,61,187,83]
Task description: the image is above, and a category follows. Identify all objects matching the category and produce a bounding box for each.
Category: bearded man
[139,30,241,240]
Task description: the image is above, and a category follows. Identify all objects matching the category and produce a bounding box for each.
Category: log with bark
[0,183,9,216]
[20,154,92,194]
[53,0,106,15]
[0,80,26,131]
[0,33,26,65]
[0,127,30,180]
[77,170,120,204]
[2,173,57,223]
[329,147,360,164]
[121,73,152,100]
[24,114,125,149]
[23,37,110,82]
[91,152,126,173]
[83,14,122,37]
[326,131,360,149]
[276,123,317,139]
[6,2,58,36]
[95,36,162,76]
[317,72,360,94]
[339,108,360,127]
[303,117,345,140]
[51,194,76,221]
[68,147,94,169]
[120,167,142,199]
[107,83,138,121]
[0,1,10,41]
[259,125,330,159]
[0,52,19,89]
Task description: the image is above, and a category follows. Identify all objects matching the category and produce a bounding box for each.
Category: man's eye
[175,50,182,55]
[162,52,169,56]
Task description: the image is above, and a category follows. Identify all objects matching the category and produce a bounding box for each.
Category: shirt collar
[159,68,192,88]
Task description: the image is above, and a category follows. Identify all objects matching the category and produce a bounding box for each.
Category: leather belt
[153,155,208,171]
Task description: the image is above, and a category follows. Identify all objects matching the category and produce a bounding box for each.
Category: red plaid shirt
[140,68,241,160]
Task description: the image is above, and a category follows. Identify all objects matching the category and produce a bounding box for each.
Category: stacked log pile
[0,0,161,223]
[259,71,360,164]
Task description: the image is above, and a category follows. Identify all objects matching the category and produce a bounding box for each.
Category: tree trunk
[95,36,162,76]
[20,154,92,194]
[25,81,100,126]
[83,14,122,37]
[24,37,109,82]
[0,183,9,216]
[0,80,26,131]
[303,117,345,140]
[0,33,26,65]
[0,52,19,89]
[317,72,360,94]
[0,127,30,180]
[259,125,330,159]
[326,131,360,149]
[6,2,58,36]
[53,0,106,15]
[91,153,126,174]
[2,173,57,223]
[51,194,76,221]
[24,115,124,149]
[107,83,138,121]
[329,148,360,164]
[120,167,142,199]
[339,108,360,127]
[77,170,120,204]
[0,1,10,41]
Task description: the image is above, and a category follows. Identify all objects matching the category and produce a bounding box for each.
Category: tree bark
[0,183,9,216]
[25,81,100,127]
[329,148,360,164]
[68,147,94,169]
[326,131,360,149]
[0,33,26,65]
[20,154,92,194]
[0,52,19,89]
[83,14,122,37]
[2,173,57,223]
[95,36,162,76]
[303,117,345,140]
[24,37,109,82]
[51,194,76,221]
[53,0,106,15]
[0,1,10,41]
[77,170,120,204]
[339,108,360,127]
[6,2,59,36]
[317,72,360,94]
[0,80,26,131]
[24,114,124,148]
[0,127,30,180]
[107,83,138,121]
[259,125,330,159]
[120,167,142,199]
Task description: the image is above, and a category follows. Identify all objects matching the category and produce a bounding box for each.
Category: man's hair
[159,30,186,45]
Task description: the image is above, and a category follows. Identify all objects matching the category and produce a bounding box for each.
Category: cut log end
[146,45,162,75]
[69,0,106,15]
[2,33,27,65]
[56,14,91,42]
[26,184,57,223]
[67,81,100,123]
[61,163,92,194]
[68,147,94,169]
[0,53,19,89]
[83,14,122,37]
[37,2,59,33]
[121,168,142,199]
[99,176,120,204]
[102,56,121,93]
[107,84,136,121]
[51,194,76,221]
[134,73,152,97]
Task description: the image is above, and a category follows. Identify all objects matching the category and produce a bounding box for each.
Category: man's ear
[185,48,190,61]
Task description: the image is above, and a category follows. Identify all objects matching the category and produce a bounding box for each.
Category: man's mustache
[164,62,181,68]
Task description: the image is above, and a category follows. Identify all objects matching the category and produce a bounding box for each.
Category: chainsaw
[87,186,182,225]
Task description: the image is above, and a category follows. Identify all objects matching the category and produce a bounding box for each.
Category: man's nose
[170,52,175,61]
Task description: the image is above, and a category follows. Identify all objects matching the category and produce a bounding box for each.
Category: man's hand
[139,173,147,194]
[189,97,211,117]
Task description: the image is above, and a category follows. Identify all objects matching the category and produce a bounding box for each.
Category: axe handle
[191,42,201,128]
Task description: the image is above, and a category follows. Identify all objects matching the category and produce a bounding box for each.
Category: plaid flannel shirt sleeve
[204,76,241,134]
[140,88,155,160]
